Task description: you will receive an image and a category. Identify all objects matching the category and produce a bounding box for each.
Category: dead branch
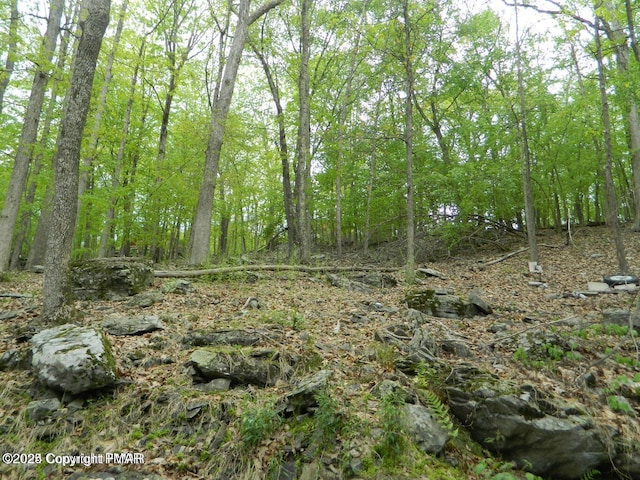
[481,247,529,266]
[0,293,33,298]
[154,264,400,278]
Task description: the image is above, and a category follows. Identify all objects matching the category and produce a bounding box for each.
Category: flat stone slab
[101,315,164,336]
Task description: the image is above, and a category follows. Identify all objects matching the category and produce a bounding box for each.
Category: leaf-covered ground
[1,225,639,479]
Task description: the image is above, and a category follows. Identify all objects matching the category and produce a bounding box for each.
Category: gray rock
[0,348,32,370]
[403,404,450,454]
[71,257,153,300]
[602,309,635,328]
[101,314,164,336]
[282,369,333,414]
[161,279,193,294]
[26,398,61,422]
[182,329,263,347]
[31,324,117,394]
[349,272,397,288]
[126,291,164,307]
[406,289,490,319]
[446,367,611,479]
[189,348,285,387]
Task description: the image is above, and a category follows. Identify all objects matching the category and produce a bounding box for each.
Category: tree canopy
[1,0,640,268]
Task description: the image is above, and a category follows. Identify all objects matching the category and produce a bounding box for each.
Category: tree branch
[249,0,285,25]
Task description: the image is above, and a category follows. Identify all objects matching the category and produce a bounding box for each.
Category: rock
[182,329,263,347]
[416,267,448,280]
[326,274,371,292]
[373,380,415,404]
[406,289,490,319]
[468,289,493,315]
[602,309,634,328]
[26,398,61,422]
[349,272,397,288]
[282,369,333,414]
[189,348,285,387]
[71,257,153,300]
[31,324,117,394]
[101,314,164,336]
[446,366,611,479]
[161,279,193,294]
[196,378,232,392]
[0,348,32,370]
[126,291,164,307]
[403,404,450,454]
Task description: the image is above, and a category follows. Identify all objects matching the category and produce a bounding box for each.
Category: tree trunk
[403,0,415,283]
[0,0,64,272]
[0,0,19,116]
[42,0,111,322]
[189,0,284,265]
[595,16,629,274]
[293,0,312,264]
[250,40,296,258]
[514,0,538,265]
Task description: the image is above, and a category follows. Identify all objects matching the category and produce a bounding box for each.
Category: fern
[423,389,459,438]
[579,469,600,480]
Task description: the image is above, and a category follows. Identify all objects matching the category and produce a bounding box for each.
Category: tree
[0,0,64,272]
[42,0,111,322]
[514,0,539,265]
[594,13,628,274]
[189,0,284,265]
[0,0,19,116]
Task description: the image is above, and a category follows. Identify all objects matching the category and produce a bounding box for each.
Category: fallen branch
[481,243,564,267]
[481,247,529,266]
[0,293,33,298]
[154,264,400,278]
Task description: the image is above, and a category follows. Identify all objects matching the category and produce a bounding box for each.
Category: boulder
[31,324,117,394]
[101,314,164,336]
[189,348,285,387]
[406,289,490,319]
[403,404,450,454]
[71,257,153,300]
[446,366,611,479]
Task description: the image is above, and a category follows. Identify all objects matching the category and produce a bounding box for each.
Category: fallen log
[154,264,400,278]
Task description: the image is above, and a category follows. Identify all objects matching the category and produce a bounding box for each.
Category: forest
[1,0,640,279]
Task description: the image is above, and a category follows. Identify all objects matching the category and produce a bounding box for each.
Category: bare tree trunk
[0,0,19,116]
[250,39,296,258]
[294,0,312,264]
[11,15,74,270]
[189,0,284,265]
[402,0,415,283]
[78,0,128,255]
[42,0,111,323]
[595,16,629,274]
[514,0,538,265]
[0,0,64,272]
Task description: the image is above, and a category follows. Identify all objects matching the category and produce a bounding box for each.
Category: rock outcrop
[446,365,612,479]
[71,257,153,300]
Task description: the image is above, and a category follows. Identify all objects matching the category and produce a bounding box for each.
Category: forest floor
[1,225,640,479]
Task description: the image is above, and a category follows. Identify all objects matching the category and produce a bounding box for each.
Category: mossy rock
[405,289,479,319]
[71,257,153,300]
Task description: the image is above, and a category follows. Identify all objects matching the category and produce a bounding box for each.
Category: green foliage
[606,395,633,415]
[239,400,282,449]
[374,391,407,466]
[473,458,544,480]
[422,389,459,439]
[313,389,346,450]
[580,469,601,480]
